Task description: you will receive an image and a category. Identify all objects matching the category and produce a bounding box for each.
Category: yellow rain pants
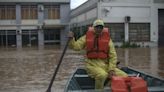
[69,35,128,89]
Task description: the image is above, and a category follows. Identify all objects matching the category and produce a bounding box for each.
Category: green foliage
[121,41,140,48]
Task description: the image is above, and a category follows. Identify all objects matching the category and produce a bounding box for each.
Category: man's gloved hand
[108,70,116,79]
[68,31,74,38]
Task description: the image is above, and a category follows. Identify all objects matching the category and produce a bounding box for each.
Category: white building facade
[0,0,70,48]
[70,0,164,47]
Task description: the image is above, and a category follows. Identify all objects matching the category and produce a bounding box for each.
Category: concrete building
[70,0,164,47]
[0,0,70,48]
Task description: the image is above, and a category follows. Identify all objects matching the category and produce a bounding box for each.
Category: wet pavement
[0,47,164,92]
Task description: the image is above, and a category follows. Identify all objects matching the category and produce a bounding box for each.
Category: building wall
[0,1,70,48]
[70,0,164,47]
[60,4,70,24]
[60,4,70,46]
[99,1,153,47]
[152,2,164,46]
[102,0,151,3]
[100,5,151,23]
[86,8,97,20]
[154,0,164,3]
[70,8,97,24]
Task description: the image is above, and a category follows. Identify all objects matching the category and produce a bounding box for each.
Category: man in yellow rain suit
[68,19,127,90]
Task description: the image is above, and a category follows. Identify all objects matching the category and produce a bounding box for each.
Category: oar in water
[46,38,71,92]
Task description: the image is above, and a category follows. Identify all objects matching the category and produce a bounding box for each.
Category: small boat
[64,67,164,92]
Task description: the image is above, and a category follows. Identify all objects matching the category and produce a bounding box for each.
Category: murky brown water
[0,47,164,92]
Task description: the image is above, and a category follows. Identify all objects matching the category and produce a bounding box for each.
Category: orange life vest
[86,27,110,59]
[111,76,148,92]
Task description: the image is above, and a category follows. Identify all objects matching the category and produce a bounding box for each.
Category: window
[0,30,16,47]
[44,5,60,19]
[106,23,124,42]
[21,5,37,19]
[44,29,60,41]
[129,23,150,42]
[22,30,38,47]
[0,5,16,20]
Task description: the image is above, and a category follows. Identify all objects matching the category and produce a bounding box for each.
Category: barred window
[21,5,37,19]
[129,23,150,42]
[106,23,124,42]
[0,5,16,19]
[44,5,60,19]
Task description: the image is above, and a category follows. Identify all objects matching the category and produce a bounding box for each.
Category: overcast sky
[71,0,88,9]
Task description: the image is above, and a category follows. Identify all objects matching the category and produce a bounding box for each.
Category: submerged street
[0,47,164,92]
[0,0,164,92]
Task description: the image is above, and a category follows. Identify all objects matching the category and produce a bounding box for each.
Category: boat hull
[64,67,164,92]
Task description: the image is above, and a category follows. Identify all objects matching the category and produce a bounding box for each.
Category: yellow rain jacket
[69,35,127,89]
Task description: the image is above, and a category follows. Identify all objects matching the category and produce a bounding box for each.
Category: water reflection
[0,47,163,92]
[117,47,164,78]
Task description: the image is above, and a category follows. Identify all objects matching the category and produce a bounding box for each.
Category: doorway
[0,30,16,47]
[158,9,164,46]
[22,30,38,47]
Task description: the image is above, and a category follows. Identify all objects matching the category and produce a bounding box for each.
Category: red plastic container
[111,76,148,92]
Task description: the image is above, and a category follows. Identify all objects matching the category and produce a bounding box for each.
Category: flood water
[0,47,164,92]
